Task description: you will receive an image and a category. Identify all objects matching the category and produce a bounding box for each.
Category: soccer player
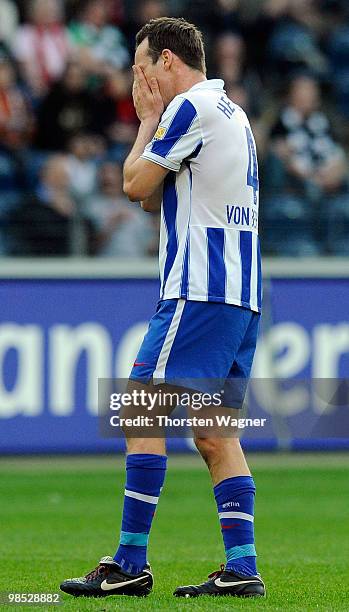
[60,17,264,599]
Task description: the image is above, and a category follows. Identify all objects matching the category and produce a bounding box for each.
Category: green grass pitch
[0,453,348,611]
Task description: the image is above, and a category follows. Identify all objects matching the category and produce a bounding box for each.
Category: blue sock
[114,453,167,575]
[214,476,257,576]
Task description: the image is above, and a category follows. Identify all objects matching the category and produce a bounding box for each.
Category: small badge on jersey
[154,126,166,140]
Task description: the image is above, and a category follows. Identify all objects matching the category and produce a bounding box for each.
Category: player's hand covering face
[132,65,164,123]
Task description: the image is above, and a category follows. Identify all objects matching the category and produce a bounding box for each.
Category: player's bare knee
[194,436,222,463]
[126,437,166,456]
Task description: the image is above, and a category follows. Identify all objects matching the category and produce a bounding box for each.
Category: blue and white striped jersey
[141,79,262,313]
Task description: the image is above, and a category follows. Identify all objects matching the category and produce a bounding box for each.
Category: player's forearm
[123,119,158,198]
[141,184,163,213]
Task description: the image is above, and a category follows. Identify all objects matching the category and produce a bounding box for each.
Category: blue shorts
[130,299,260,408]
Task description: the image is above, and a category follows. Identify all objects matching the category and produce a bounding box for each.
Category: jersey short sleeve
[141,97,202,172]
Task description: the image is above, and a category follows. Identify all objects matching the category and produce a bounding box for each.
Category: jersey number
[245,126,259,205]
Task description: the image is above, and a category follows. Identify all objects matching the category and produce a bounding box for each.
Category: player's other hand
[132,65,164,124]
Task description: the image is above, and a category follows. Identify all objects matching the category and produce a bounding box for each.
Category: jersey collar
[188,79,225,92]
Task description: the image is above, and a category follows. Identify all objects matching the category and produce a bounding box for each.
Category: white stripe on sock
[218,511,254,522]
[125,489,159,504]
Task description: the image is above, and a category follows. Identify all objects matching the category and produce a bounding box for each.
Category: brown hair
[136,17,206,74]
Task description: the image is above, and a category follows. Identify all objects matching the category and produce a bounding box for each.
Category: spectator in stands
[263,73,348,255]
[214,32,262,117]
[9,155,95,255]
[35,61,98,151]
[85,161,154,257]
[236,0,289,79]
[214,32,244,87]
[104,69,138,161]
[12,0,70,100]
[67,132,102,201]
[138,0,169,23]
[122,0,168,51]
[0,57,34,151]
[178,0,235,59]
[68,0,129,77]
[104,0,125,27]
[270,74,347,198]
[0,56,34,227]
[266,0,329,82]
[211,0,240,33]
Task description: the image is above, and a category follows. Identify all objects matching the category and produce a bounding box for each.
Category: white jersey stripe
[218,511,254,522]
[187,225,209,300]
[250,233,259,311]
[224,229,242,306]
[153,299,185,379]
[158,204,167,294]
[125,489,159,504]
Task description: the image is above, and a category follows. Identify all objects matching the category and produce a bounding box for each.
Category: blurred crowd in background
[1,0,349,258]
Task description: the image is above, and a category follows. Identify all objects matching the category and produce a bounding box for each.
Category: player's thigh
[121,379,183,448]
